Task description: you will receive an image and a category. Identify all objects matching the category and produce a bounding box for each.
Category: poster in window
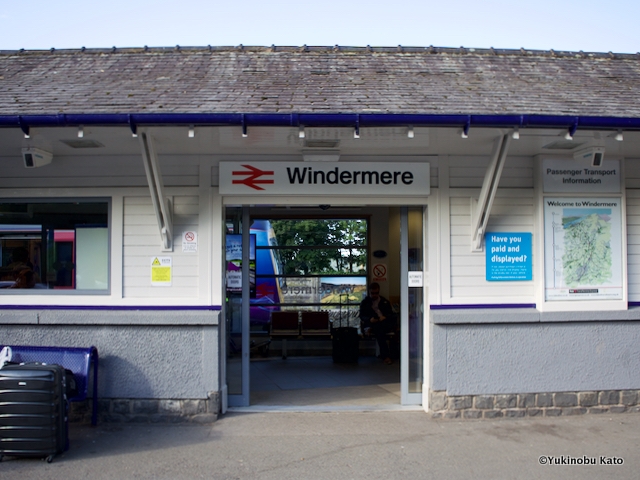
[225,234,256,297]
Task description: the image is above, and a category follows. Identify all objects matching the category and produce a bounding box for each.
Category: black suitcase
[0,363,69,463]
[332,327,359,363]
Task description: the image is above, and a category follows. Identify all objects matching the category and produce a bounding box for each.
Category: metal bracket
[471,132,512,251]
[139,130,173,251]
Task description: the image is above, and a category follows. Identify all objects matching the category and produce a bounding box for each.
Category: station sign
[220,162,430,196]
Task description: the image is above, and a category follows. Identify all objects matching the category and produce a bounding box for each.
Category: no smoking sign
[372,263,387,282]
[182,231,198,253]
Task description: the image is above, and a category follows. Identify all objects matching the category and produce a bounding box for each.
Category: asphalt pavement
[1,411,639,479]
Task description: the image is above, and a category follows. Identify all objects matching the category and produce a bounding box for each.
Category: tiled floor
[248,355,403,409]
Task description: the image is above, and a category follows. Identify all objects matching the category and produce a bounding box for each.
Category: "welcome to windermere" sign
[219,162,430,196]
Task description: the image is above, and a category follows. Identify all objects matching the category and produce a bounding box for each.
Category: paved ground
[1,411,639,479]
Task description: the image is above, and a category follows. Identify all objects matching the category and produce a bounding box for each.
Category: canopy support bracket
[139,130,173,251]
[471,132,512,252]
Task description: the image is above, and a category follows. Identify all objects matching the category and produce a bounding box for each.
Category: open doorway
[224,205,424,409]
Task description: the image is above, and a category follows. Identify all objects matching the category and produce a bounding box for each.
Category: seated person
[359,282,397,364]
[3,247,37,288]
[9,265,36,289]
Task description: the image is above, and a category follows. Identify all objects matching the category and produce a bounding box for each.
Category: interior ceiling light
[59,139,105,149]
[304,140,340,149]
[615,130,624,141]
[242,115,248,138]
[543,140,585,150]
[77,126,84,138]
[564,123,578,141]
[188,125,195,138]
[461,121,470,139]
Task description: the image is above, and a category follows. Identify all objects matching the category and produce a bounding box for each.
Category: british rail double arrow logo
[231,164,275,190]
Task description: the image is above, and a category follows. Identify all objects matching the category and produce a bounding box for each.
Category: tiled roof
[0,46,639,117]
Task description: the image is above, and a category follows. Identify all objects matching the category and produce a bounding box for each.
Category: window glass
[248,218,368,330]
[0,201,109,292]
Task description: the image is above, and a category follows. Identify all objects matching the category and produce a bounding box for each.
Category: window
[0,200,109,293]
[250,218,368,328]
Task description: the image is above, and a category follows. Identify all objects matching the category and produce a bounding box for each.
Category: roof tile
[0,47,638,117]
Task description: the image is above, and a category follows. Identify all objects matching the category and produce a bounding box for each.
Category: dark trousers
[370,319,395,359]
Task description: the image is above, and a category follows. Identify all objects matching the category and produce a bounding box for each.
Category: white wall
[0,154,200,188]
[123,195,200,298]
[625,158,640,301]
[439,155,536,305]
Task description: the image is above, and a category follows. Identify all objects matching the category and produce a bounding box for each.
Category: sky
[0,0,638,54]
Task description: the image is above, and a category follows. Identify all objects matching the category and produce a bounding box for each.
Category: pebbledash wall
[2,150,640,421]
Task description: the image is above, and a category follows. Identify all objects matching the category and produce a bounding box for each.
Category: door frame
[400,206,425,405]
[221,197,430,409]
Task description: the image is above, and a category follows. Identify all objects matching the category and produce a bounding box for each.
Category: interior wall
[366,207,390,298]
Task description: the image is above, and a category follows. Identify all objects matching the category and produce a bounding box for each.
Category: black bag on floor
[332,327,359,363]
[0,363,69,463]
[64,369,78,399]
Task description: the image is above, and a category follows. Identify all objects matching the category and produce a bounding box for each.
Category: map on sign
[544,197,622,301]
[560,210,611,285]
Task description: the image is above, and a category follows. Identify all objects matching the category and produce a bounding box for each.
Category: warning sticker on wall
[151,256,172,286]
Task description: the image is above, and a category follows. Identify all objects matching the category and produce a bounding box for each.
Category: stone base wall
[430,390,640,419]
[69,392,220,424]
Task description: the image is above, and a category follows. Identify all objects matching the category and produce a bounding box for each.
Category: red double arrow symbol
[231,164,275,190]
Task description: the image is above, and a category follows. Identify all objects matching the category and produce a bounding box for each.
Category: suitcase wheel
[46,454,54,463]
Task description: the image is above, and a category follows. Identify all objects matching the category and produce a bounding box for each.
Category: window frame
[0,197,112,295]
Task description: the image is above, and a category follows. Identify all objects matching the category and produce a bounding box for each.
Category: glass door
[400,206,424,405]
[224,206,252,407]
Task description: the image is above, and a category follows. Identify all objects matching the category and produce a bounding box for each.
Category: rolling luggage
[0,363,69,463]
[332,327,359,363]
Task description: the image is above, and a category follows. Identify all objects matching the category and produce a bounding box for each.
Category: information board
[543,197,623,300]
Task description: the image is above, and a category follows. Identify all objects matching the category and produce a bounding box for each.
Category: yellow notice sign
[151,257,172,286]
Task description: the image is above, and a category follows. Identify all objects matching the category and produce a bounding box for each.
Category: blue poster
[486,232,532,281]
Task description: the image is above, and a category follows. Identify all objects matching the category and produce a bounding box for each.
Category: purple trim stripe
[430,304,537,310]
[3,113,640,132]
[0,305,221,311]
